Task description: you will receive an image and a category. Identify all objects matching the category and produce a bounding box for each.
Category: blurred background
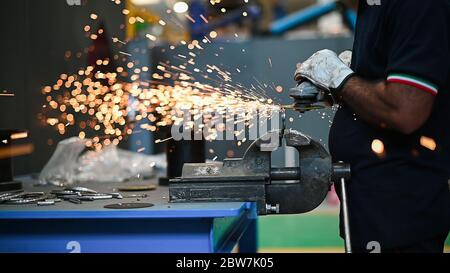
[1,0,445,252]
[0,0,357,173]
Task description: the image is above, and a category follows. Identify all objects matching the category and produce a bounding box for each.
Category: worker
[295,0,450,253]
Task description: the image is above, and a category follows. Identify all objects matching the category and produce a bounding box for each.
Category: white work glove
[294,49,355,98]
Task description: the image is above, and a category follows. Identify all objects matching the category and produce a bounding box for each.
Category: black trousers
[353,233,449,253]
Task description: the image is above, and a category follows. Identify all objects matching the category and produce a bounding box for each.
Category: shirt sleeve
[386,0,450,96]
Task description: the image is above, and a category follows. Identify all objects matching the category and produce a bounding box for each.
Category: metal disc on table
[104,203,154,209]
[116,185,157,192]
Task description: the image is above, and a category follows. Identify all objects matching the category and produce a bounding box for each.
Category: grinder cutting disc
[104,203,154,209]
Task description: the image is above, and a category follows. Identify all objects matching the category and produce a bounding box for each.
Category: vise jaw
[169,129,350,215]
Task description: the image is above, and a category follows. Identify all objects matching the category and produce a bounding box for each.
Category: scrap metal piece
[37,200,56,206]
[104,203,154,209]
[45,198,62,203]
[6,197,47,205]
[51,190,82,196]
[0,190,23,198]
[0,192,24,203]
[60,194,83,200]
[66,187,97,194]
[117,185,157,192]
[2,192,49,205]
[110,193,123,199]
[76,194,114,201]
[121,194,148,199]
[67,198,82,204]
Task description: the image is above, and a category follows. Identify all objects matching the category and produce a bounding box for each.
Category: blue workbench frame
[0,202,257,253]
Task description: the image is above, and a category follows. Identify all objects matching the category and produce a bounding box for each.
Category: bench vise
[169,129,350,216]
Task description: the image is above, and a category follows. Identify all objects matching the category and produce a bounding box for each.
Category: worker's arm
[294,49,440,135]
[340,77,435,134]
[295,1,449,134]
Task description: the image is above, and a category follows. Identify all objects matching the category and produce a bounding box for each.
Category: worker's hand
[294,49,355,98]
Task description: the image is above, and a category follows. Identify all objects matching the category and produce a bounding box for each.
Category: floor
[257,206,450,253]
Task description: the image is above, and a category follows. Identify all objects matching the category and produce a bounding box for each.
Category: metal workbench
[0,177,257,253]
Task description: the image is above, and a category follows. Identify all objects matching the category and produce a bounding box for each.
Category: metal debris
[104,203,154,209]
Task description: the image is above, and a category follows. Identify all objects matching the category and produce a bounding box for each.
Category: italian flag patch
[387,74,438,96]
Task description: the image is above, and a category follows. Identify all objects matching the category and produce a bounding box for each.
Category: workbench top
[0,176,252,220]
[0,176,258,253]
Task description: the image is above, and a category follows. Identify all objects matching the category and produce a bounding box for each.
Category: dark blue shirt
[330,0,450,249]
